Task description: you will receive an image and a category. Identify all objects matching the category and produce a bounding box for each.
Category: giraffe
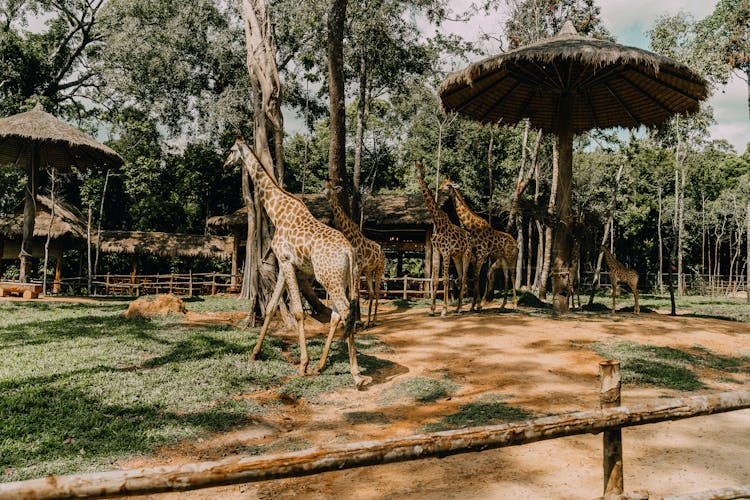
[438,179,518,309]
[600,245,640,315]
[224,138,370,389]
[415,161,473,317]
[323,181,386,327]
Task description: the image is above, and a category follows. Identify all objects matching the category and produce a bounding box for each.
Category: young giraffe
[415,161,473,317]
[600,245,640,315]
[224,138,370,389]
[438,179,518,309]
[323,181,385,327]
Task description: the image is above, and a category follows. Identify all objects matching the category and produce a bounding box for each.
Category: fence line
[1,388,747,500]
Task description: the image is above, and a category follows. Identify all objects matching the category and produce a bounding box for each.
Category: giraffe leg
[501,264,509,309]
[483,259,503,307]
[430,251,440,316]
[509,261,518,307]
[454,253,470,314]
[632,279,639,315]
[278,259,308,375]
[611,283,617,314]
[326,289,370,389]
[250,270,286,362]
[365,272,375,328]
[472,253,486,312]
[314,308,340,375]
[442,257,450,317]
[372,262,383,326]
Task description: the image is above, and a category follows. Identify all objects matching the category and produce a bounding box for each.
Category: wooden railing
[0,362,747,499]
[57,273,242,297]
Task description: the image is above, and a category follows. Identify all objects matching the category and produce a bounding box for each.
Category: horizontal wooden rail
[1,390,747,500]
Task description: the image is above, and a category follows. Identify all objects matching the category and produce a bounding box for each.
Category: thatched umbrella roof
[96,231,234,260]
[0,103,124,281]
[207,192,433,232]
[0,103,123,170]
[438,21,708,133]
[0,195,87,240]
[438,21,709,312]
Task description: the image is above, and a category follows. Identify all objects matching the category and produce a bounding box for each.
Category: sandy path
[123,304,750,499]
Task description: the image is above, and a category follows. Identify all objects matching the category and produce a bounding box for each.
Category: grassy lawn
[0,298,267,481]
[0,297,392,482]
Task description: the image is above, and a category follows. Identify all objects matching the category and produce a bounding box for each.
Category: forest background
[0,0,748,297]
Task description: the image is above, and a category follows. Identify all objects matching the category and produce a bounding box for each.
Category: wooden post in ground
[211,272,217,295]
[189,270,193,298]
[403,276,408,300]
[53,250,62,294]
[600,360,623,497]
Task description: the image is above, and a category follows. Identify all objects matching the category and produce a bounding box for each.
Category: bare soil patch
[121,303,750,499]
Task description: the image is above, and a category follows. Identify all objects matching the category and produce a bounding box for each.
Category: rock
[123,294,187,319]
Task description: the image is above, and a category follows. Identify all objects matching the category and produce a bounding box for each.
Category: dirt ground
[117,301,749,499]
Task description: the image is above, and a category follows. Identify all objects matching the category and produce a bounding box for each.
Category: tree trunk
[550,111,573,312]
[746,185,749,304]
[327,0,350,213]
[240,0,295,326]
[18,150,39,283]
[487,126,494,227]
[658,186,664,293]
[94,169,112,276]
[43,170,56,295]
[352,55,368,223]
[538,147,558,301]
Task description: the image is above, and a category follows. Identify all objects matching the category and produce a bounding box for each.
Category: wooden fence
[0,362,747,500]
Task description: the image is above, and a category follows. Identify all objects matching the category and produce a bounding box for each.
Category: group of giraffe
[414,161,519,317]
[224,138,637,390]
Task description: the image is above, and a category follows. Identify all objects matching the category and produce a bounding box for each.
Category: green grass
[0,299,265,481]
[421,395,534,432]
[592,341,750,391]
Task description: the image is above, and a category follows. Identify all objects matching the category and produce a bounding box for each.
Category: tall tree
[327,0,349,213]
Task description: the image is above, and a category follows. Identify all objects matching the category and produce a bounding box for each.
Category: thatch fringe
[0,195,87,240]
[95,231,234,260]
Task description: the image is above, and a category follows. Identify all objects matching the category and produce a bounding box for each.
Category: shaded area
[592,341,750,391]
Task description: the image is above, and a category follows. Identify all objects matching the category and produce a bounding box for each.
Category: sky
[439,0,748,153]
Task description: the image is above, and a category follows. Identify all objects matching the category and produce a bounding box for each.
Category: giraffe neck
[450,189,490,231]
[239,144,301,224]
[417,175,450,229]
[603,248,620,271]
[327,190,363,242]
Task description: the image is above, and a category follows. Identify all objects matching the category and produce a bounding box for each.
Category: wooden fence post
[189,271,193,298]
[403,276,408,300]
[600,360,623,497]
[211,272,217,295]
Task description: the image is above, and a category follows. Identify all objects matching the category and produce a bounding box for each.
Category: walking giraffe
[439,179,518,309]
[224,138,370,389]
[415,161,473,317]
[323,181,385,327]
[600,245,640,314]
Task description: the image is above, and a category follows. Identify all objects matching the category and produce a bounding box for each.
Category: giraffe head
[322,180,343,199]
[224,137,250,169]
[414,160,425,179]
[438,178,456,198]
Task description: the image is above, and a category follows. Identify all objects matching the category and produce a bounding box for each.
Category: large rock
[123,294,187,319]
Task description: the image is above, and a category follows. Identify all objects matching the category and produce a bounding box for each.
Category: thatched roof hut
[207,192,433,251]
[95,231,234,260]
[0,195,87,241]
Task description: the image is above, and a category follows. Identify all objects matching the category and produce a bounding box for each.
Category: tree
[327,0,349,213]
